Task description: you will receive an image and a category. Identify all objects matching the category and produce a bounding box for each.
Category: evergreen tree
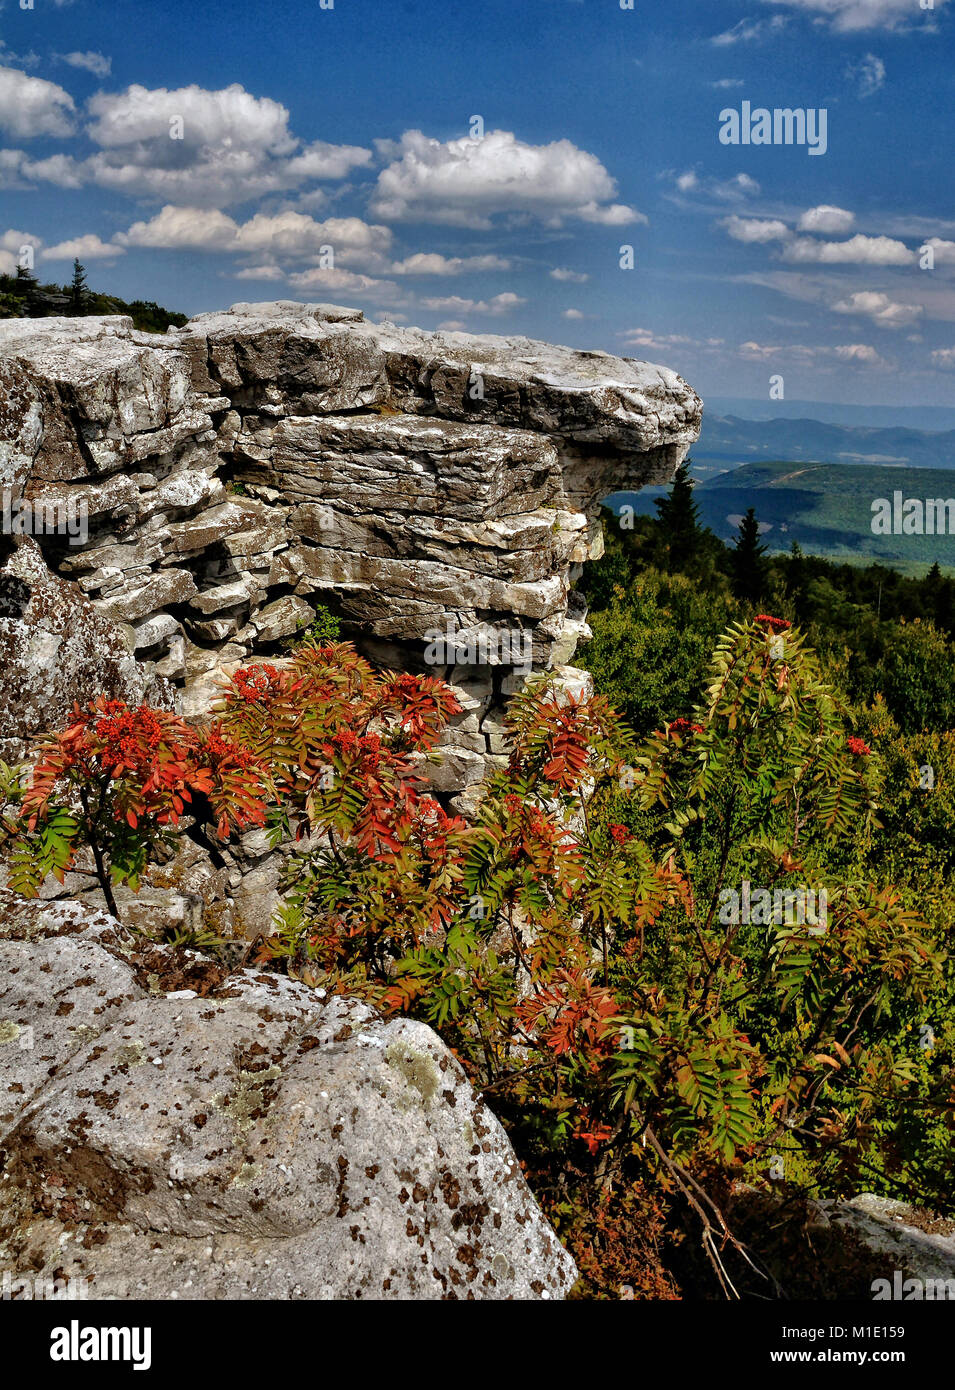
[15,262,41,317]
[922,560,955,637]
[731,507,767,604]
[68,259,89,316]
[785,539,808,609]
[654,459,701,570]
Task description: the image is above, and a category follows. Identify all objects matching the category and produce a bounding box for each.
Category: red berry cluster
[755,614,792,632]
[201,724,262,773]
[233,664,282,702]
[94,704,176,773]
[669,718,704,736]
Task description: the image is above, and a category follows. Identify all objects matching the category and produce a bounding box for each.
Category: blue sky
[1,0,954,406]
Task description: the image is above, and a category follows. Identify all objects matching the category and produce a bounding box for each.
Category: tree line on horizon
[0,259,188,335]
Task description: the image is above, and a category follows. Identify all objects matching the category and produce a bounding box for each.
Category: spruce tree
[68,259,89,316]
[786,539,808,608]
[731,507,767,604]
[654,459,701,571]
[14,262,41,317]
[923,560,954,636]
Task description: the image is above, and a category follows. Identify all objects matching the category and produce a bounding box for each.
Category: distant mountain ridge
[704,397,955,433]
[609,461,955,576]
[696,413,955,472]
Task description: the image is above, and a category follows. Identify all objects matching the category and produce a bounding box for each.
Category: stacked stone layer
[0,300,701,788]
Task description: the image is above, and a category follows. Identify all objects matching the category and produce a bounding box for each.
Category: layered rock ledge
[0,301,702,791]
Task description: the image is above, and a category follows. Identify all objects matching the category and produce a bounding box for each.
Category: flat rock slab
[180,303,702,454]
[0,893,576,1300]
[820,1194,955,1289]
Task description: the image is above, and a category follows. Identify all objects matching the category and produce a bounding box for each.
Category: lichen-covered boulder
[0,892,577,1300]
[0,538,169,762]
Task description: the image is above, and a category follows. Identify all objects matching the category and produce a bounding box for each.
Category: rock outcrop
[0,302,701,794]
[0,305,699,1300]
[0,891,577,1299]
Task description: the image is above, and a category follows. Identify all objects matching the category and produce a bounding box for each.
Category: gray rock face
[0,316,208,485]
[814,1194,955,1293]
[0,892,577,1300]
[0,303,701,791]
[0,538,172,763]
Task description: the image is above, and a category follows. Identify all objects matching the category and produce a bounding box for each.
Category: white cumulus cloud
[420,291,527,315]
[75,83,371,206]
[57,51,112,78]
[281,140,375,182]
[0,66,75,138]
[757,0,945,31]
[21,152,85,188]
[922,238,955,265]
[723,215,791,244]
[117,205,241,250]
[738,338,889,367]
[285,265,397,295]
[833,342,889,365]
[797,205,855,235]
[233,265,286,282]
[0,227,42,253]
[782,233,913,265]
[831,290,923,328]
[665,170,760,202]
[117,207,394,274]
[621,327,725,354]
[233,212,392,269]
[42,233,123,260]
[390,252,511,275]
[0,227,43,274]
[87,82,296,151]
[370,129,644,229]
